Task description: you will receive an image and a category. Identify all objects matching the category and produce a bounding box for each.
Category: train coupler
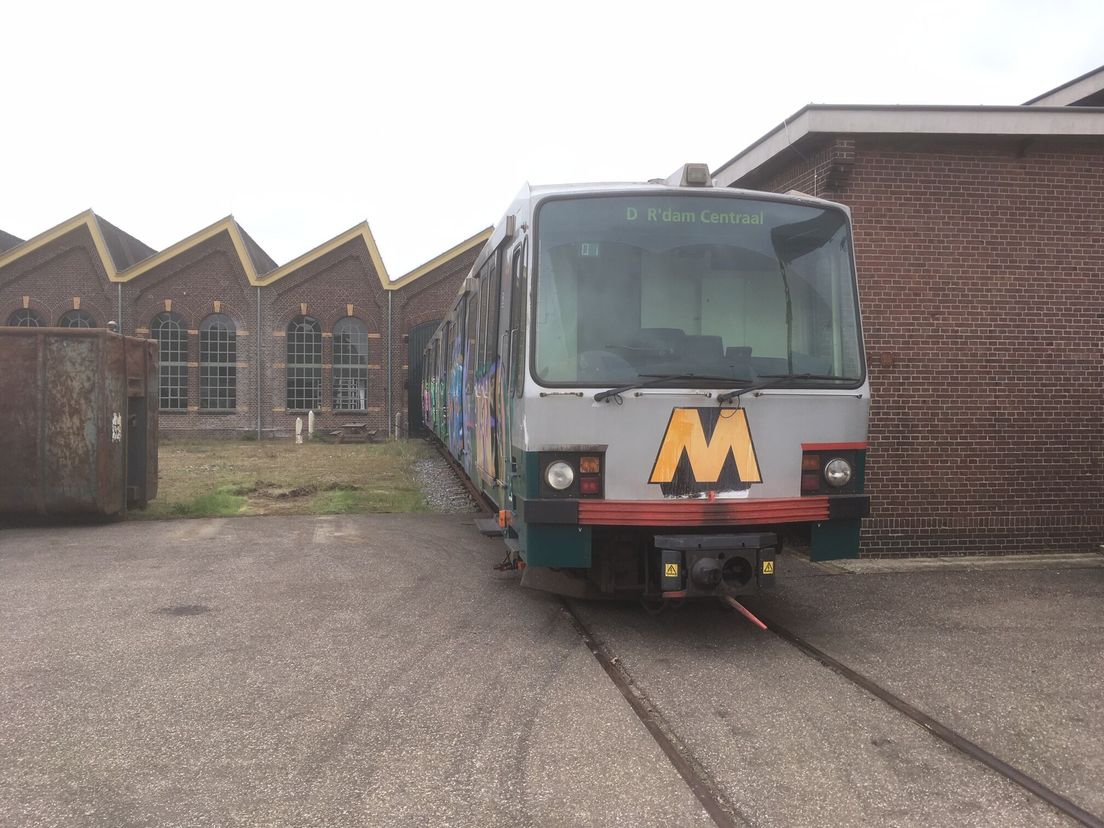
[654,532,777,598]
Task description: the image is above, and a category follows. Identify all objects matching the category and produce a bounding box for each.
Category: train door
[500,239,528,505]
[474,251,502,495]
[407,319,441,435]
[462,287,479,476]
[447,297,467,457]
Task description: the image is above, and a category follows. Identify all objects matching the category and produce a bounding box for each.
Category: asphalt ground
[0,515,1101,827]
[0,515,711,828]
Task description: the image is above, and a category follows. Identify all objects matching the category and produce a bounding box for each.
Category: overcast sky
[2,1,1101,277]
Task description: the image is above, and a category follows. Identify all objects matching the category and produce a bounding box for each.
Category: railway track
[567,600,1104,828]
[431,440,1103,827]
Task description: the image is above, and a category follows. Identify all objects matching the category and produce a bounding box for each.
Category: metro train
[421,163,870,601]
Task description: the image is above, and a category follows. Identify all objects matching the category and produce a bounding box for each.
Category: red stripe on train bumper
[576,496,830,526]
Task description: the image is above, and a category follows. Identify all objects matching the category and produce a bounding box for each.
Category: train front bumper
[514,494,870,567]
[517,493,869,526]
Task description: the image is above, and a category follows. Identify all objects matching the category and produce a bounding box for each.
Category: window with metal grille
[200,314,237,410]
[286,315,322,410]
[153,312,188,411]
[58,310,95,328]
[6,309,42,327]
[332,317,368,411]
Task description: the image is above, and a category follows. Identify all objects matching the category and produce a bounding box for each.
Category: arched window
[6,309,42,327]
[58,310,95,328]
[333,317,368,411]
[152,312,187,411]
[286,315,322,410]
[200,314,237,410]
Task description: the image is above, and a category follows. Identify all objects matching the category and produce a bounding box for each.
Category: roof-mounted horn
[664,163,713,188]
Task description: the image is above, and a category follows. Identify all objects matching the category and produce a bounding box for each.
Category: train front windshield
[533,194,864,387]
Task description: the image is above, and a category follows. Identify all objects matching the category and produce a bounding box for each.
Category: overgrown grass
[136,438,431,520]
[168,487,248,517]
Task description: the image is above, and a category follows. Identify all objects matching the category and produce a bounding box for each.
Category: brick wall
[124,233,258,438]
[263,237,388,438]
[0,225,117,328]
[737,136,1104,556]
[1,223,481,441]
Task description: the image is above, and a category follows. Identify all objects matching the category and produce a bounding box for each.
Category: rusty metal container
[0,328,158,517]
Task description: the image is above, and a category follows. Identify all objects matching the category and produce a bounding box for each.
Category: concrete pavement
[2,515,1101,827]
[0,515,710,827]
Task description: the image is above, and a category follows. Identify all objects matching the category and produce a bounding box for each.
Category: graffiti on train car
[449,352,465,455]
[475,360,499,481]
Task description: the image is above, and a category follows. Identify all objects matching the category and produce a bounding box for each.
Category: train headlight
[545,461,575,491]
[824,458,852,488]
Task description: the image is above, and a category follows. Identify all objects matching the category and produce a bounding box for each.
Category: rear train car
[423,164,869,601]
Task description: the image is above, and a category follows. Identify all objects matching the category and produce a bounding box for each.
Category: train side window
[510,241,528,397]
[442,321,452,382]
[477,260,490,369]
[431,340,439,391]
[464,289,478,400]
[486,250,502,365]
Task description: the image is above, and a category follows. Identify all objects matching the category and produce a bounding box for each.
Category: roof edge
[254,223,385,287]
[1024,63,1104,105]
[114,217,255,284]
[713,104,1104,188]
[0,210,119,278]
[1,211,493,293]
[389,227,493,291]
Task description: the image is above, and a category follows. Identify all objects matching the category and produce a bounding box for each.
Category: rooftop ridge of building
[0,210,491,292]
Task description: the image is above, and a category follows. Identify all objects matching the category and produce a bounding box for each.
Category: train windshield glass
[533,194,863,387]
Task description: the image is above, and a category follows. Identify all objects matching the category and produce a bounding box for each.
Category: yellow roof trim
[113,217,258,284]
[387,226,493,290]
[252,223,385,288]
[255,223,492,290]
[0,210,118,277]
[0,211,492,291]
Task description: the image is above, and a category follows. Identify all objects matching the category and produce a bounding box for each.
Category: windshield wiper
[595,373,751,403]
[717,373,861,404]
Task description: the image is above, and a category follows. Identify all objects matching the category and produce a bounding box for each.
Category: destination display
[624,205,764,225]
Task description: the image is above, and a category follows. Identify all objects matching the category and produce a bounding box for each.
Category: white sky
[2,0,1101,277]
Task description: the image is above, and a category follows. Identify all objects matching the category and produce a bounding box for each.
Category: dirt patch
[251,483,317,499]
[137,440,429,520]
[323,482,361,492]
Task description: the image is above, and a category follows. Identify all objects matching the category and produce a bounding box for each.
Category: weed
[135,439,433,520]
[167,487,248,517]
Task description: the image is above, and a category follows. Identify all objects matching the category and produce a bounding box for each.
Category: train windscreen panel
[533,195,862,387]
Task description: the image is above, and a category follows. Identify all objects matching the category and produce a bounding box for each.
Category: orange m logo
[649,408,762,488]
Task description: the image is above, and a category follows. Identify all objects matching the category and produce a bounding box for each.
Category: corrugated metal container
[0,328,158,517]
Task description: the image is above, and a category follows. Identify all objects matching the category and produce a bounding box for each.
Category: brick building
[713,66,1104,556]
[3,65,1101,557]
[0,212,490,438]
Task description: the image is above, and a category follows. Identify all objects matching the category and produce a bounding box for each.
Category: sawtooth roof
[0,211,491,291]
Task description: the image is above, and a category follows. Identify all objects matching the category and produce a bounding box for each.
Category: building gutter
[256,286,262,440]
[387,291,393,437]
